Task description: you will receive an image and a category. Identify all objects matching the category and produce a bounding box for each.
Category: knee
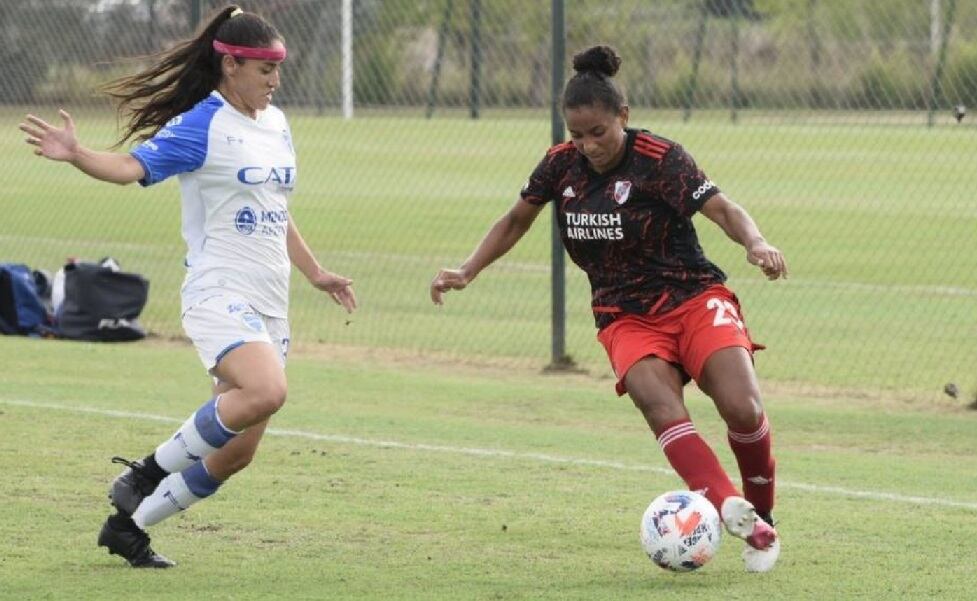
[241,379,288,419]
[722,391,764,432]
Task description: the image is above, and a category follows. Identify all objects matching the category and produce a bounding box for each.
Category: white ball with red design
[640,490,722,572]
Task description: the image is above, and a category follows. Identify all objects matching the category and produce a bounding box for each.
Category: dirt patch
[141,334,967,414]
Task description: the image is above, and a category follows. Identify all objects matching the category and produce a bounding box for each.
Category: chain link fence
[3,0,977,399]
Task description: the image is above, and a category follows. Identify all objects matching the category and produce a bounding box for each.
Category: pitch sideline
[3,397,975,511]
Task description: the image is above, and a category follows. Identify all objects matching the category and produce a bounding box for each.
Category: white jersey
[131,91,296,318]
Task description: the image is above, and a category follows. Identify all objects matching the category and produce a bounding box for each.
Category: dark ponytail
[562,45,626,114]
[102,5,282,146]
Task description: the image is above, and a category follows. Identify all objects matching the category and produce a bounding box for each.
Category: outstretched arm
[700,193,788,280]
[20,110,144,185]
[287,219,357,313]
[430,198,544,305]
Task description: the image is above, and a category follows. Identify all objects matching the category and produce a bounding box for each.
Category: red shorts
[596,284,764,396]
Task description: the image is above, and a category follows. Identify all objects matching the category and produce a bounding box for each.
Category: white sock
[154,396,238,473]
[132,461,222,529]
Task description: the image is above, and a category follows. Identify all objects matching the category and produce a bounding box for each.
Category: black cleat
[98,513,176,568]
[757,511,776,527]
[108,456,159,516]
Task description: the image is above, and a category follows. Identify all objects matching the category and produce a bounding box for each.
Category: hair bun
[572,45,622,77]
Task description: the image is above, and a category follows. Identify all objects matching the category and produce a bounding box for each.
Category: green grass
[1,336,976,600]
[2,109,976,396]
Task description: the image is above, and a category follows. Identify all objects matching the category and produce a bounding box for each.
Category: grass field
[2,108,977,598]
[1,336,976,600]
[3,109,977,396]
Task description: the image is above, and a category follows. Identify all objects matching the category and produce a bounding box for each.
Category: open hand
[20,110,79,162]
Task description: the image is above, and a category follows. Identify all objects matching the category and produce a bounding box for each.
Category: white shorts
[182,293,290,373]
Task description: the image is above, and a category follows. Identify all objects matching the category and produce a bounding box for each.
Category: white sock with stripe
[153,396,238,474]
[132,461,223,529]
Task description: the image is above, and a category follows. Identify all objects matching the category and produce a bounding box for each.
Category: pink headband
[213,39,287,62]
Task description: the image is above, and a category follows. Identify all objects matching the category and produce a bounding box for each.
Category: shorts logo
[235,206,257,235]
[242,311,265,333]
[614,181,632,204]
[691,180,715,201]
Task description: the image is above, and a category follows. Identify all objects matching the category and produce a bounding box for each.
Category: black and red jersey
[520,128,726,329]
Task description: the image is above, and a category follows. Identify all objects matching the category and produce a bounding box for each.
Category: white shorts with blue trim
[182,293,290,373]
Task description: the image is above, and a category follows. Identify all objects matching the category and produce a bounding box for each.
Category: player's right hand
[430,268,470,305]
[20,110,79,162]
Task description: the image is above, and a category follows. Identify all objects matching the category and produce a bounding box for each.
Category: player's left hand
[311,270,357,312]
[747,241,788,280]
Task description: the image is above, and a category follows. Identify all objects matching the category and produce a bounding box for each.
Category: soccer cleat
[720,496,758,539]
[721,497,780,572]
[97,513,175,568]
[108,456,159,516]
[720,496,778,549]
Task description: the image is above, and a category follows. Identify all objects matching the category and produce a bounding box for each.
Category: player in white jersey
[19,6,356,568]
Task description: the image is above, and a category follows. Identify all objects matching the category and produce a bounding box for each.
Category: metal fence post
[190,0,201,30]
[469,0,482,120]
[548,0,572,370]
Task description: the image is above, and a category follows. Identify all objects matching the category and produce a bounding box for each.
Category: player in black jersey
[431,45,787,572]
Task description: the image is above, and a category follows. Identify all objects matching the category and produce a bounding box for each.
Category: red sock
[727,413,776,516]
[655,419,739,512]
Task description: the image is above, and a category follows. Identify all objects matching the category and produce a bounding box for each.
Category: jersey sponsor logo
[234,207,289,237]
[140,140,159,151]
[691,180,716,201]
[165,115,183,127]
[226,135,245,145]
[235,206,258,235]
[565,212,624,240]
[614,180,632,204]
[237,166,296,187]
[260,209,288,224]
[562,186,575,198]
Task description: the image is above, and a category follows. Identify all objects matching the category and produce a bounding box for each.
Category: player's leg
[624,356,741,512]
[98,345,284,568]
[677,286,778,569]
[107,378,234,517]
[680,286,776,526]
[204,417,270,480]
[698,347,779,569]
[697,347,775,525]
[130,343,285,529]
[98,377,237,569]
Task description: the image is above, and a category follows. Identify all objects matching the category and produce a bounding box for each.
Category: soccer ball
[639,490,722,572]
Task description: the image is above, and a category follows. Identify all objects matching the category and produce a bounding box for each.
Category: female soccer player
[20,6,356,568]
[430,45,786,572]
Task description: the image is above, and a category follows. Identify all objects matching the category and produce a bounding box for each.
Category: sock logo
[747,475,772,485]
[163,490,187,511]
[174,432,202,462]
